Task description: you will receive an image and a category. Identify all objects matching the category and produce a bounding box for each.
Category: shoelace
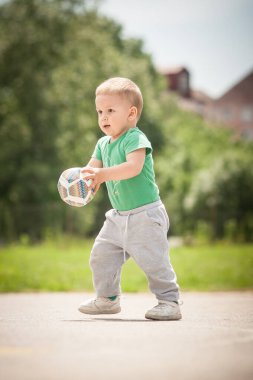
[156,303,171,309]
[157,300,183,307]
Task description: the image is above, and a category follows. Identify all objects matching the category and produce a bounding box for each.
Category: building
[206,70,253,139]
[161,67,253,139]
[162,67,190,98]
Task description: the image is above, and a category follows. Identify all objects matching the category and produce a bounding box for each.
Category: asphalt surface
[0,292,253,380]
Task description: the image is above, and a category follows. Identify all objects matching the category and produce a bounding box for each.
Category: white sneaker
[78,297,121,315]
[145,301,182,320]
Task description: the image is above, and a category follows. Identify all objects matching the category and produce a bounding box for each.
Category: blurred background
[0,0,253,244]
[0,0,252,291]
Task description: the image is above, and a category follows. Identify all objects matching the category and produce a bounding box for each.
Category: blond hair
[96,77,143,120]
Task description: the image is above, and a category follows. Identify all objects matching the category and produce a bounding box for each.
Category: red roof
[216,69,253,105]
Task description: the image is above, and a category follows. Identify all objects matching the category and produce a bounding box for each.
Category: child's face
[95,93,135,141]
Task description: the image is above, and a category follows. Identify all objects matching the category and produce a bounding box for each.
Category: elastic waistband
[116,200,162,216]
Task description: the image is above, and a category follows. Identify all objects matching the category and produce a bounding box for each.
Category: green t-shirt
[92,127,160,211]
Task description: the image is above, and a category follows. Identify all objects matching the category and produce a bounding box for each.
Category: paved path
[0,292,253,380]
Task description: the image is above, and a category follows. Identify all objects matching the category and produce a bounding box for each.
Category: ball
[57,167,94,207]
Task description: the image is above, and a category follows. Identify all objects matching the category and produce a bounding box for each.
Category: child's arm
[82,148,146,188]
[86,157,103,168]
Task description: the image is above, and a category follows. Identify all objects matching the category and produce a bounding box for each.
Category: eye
[108,108,114,113]
[97,110,102,115]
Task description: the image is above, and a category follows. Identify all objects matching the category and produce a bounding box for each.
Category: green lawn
[0,238,252,292]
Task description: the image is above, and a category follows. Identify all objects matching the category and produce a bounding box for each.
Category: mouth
[102,124,111,129]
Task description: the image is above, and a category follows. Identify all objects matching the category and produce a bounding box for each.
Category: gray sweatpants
[90,200,180,302]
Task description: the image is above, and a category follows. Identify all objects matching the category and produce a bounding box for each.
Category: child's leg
[90,239,125,297]
[127,204,179,303]
[90,209,125,297]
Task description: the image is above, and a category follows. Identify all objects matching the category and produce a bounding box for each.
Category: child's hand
[81,166,103,194]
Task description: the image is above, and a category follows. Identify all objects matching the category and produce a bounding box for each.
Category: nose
[102,113,108,121]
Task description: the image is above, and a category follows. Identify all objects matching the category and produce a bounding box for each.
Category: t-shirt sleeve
[91,140,102,161]
[124,129,152,156]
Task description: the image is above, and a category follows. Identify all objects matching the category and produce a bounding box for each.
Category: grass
[0,237,253,292]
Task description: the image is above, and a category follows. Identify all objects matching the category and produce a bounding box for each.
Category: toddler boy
[79,77,181,320]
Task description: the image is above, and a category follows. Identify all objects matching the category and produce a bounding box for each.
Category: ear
[128,106,138,120]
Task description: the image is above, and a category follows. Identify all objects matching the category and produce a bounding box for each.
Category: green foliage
[185,150,253,241]
[155,97,253,241]
[0,239,252,291]
[0,0,74,239]
[0,0,165,242]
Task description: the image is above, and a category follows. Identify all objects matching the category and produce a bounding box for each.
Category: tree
[0,0,166,242]
[155,96,253,241]
[185,151,253,241]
